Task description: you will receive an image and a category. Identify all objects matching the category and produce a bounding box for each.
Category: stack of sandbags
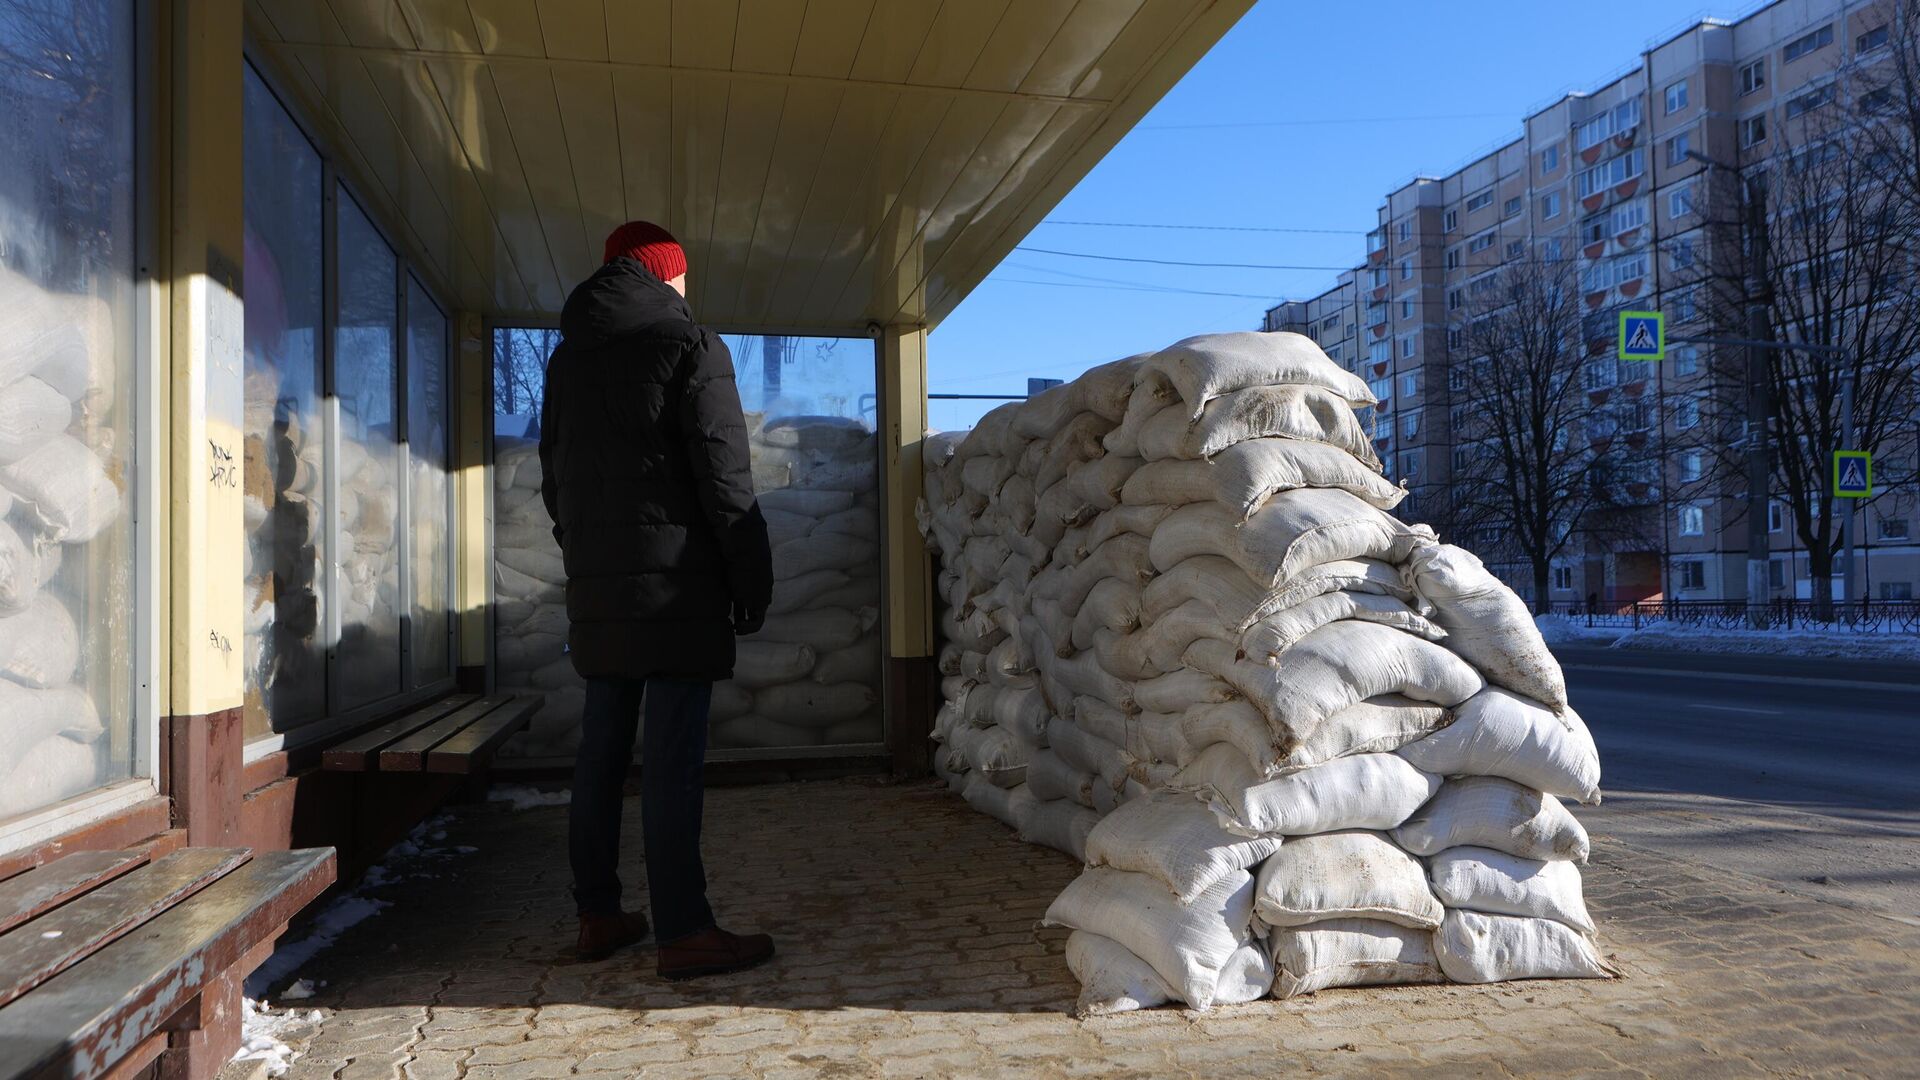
[917,331,1610,1014]
[492,414,885,759]
[241,364,324,725]
[0,265,120,818]
[334,435,404,705]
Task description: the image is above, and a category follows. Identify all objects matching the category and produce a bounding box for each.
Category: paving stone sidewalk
[264,778,1920,1079]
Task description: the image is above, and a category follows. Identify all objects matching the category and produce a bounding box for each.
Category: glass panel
[718,334,881,750]
[241,65,326,737]
[406,276,451,682]
[490,327,568,759]
[334,192,401,710]
[0,0,139,817]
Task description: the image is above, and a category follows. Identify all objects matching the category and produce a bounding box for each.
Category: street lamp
[1683,147,1774,628]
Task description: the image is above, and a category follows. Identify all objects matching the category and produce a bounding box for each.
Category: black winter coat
[539,258,773,681]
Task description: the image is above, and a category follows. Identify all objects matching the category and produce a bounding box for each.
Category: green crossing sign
[1618,310,1665,361]
[1834,450,1872,498]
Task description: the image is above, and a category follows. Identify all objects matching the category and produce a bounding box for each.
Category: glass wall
[0,0,140,818]
[407,276,452,682]
[490,328,882,759]
[241,61,456,738]
[334,192,403,710]
[242,65,326,736]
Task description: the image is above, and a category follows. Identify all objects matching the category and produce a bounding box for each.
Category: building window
[1506,239,1525,259]
[1680,505,1706,537]
[1541,237,1564,262]
[1740,114,1767,149]
[1770,558,1788,589]
[1367,229,1385,254]
[1739,58,1766,95]
[1667,130,1691,167]
[1445,247,1463,270]
[1466,189,1493,213]
[1369,376,1392,402]
[1584,359,1618,390]
[1321,314,1340,332]
[1553,565,1574,591]
[1769,501,1786,533]
[1400,450,1420,477]
[1446,326,1467,349]
[1541,192,1561,219]
[1783,24,1833,64]
[1541,144,1560,173]
[1400,335,1417,359]
[1676,395,1701,429]
[1369,341,1391,365]
[1449,366,1468,393]
[1673,283,1697,320]
[1575,148,1645,198]
[1785,87,1829,119]
[1399,257,1413,281]
[1880,518,1912,540]
[1468,231,1497,253]
[1674,345,1699,375]
[1666,80,1689,114]
[1859,26,1890,54]
[1678,450,1704,482]
[1882,582,1915,601]
[1677,559,1706,590]
[1670,184,1694,219]
[1674,238,1695,271]
[1860,87,1895,116]
[1402,372,1418,397]
[1503,196,1523,218]
[1369,266,1389,288]
[1443,208,1458,232]
[1398,219,1411,243]
[1400,297,1414,319]
[1401,410,1421,438]
[1327,344,1342,362]
[1447,288,1464,311]
[1575,99,1642,151]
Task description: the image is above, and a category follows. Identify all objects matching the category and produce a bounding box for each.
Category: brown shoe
[576,910,651,962]
[656,927,775,981]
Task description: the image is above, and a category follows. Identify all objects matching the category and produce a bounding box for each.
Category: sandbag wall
[492,415,883,758]
[918,331,1610,1014]
[0,264,126,818]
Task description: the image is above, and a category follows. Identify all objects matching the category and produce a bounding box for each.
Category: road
[1559,645,1920,922]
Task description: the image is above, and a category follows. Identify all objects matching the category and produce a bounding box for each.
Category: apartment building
[1268,0,1920,606]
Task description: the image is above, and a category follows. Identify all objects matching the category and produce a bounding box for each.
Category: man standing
[540,221,775,978]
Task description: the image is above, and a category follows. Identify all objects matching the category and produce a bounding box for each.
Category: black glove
[732,602,765,636]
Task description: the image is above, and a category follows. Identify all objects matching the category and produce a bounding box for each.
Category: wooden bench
[0,845,335,1080]
[320,692,542,774]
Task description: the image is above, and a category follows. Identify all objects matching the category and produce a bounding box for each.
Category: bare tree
[1685,82,1920,612]
[1442,257,1650,610]
[494,326,561,431]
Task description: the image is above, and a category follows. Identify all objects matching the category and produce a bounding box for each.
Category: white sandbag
[755,607,875,651]
[756,415,871,452]
[1392,777,1590,863]
[1249,558,1419,626]
[1398,688,1601,805]
[497,546,566,585]
[1434,909,1615,983]
[962,774,1040,831]
[1090,628,1164,682]
[1182,624,1482,740]
[1122,441,1401,520]
[1253,830,1442,930]
[3,434,121,543]
[767,569,849,615]
[1140,556,1269,627]
[811,638,879,685]
[1011,382,1081,441]
[1269,919,1441,999]
[1175,745,1440,838]
[1085,790,1282,904]
[1070,578,1144,652]
[774,534,878,577]
[754,682,876,726]
[964,725,1031,788]
[1073,353,1150,422]
[1238,591,1445,665]
[1141,331,1375,418]
[1074,697,1185,765]
[0,592,79,688]
[1076,504,1175,565]
[0,733,100,819]
[1406,542,1568,711]
[1133,668,1234,715]
[1032,628,1135,715]
[0,376,73,464]
[1179,696,1450,779]
[1034,412,1114,492]
[710,681,754,722]
[1045,713,1131,786]
[0,683,103,780]
[1137,385,1378,466]
[1150,492,1426,588]
[1060,455,1138,516]
[762,507,815,549]
[960,454,1014,502]
[1429,846,1594,933]
[1064,931,1176,1017]
[759,487,854,517]
[987,684,1051,745]
[729,641,818,689]
[1020,797,1101,861]
[1055,534,1153,615]
[1026,749,1096,807]
[1135,599,1235,674]
[1042,866,1257,1010]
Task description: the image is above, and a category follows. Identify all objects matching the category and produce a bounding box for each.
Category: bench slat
[0,848,335,1080]
[0,848,250,1010]
[425,695,543,775]
[0,851,150,936]
[377,694,513,772]
[322,694,480,771]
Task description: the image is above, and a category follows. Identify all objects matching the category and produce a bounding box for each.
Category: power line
[1137,112,1513,131]
[987,277,1281,301]
[1038,219,1367,235]
[1013,245,1355,271]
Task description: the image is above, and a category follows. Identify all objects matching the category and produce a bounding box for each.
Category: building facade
[1269,0,1920,607]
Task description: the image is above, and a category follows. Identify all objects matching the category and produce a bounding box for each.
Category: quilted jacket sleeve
[678,329,774,609]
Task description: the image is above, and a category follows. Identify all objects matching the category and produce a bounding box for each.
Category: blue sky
[927,0,1758,432]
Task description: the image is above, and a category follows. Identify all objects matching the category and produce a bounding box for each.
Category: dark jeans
[569,676,716,942]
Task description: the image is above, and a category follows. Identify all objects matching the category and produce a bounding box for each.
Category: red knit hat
[603,220,688,282]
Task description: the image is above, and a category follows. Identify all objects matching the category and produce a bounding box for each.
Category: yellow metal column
[454,313,491,689]
[163,0,246,844]
[880,325,934,773]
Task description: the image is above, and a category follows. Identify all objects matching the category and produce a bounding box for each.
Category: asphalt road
[1559,646,1920,921]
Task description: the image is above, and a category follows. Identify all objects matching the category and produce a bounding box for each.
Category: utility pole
[1740,171,1773,631]
[1841,368,1857,617]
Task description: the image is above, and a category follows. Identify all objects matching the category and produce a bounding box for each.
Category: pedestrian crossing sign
[1834,450,1872,498]
[1618,310,1665,361]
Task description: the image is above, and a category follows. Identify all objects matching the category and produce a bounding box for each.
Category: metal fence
[1548,598,1920,633]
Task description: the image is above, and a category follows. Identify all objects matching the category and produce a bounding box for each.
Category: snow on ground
[487,783,572,810]
[232,997,326,1077]
[1535,615,1628,646]
[1536,614,1920,662]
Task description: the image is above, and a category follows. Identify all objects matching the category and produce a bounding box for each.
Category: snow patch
[1535,613,1920,661]
[231,997,325,1077]
[1533,615,1627,646]
[487,783,572,810]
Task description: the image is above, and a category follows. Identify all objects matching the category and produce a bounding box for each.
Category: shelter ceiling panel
[611,68,675,228]
[1059,0,1194,100]
[463,0,545,57]
[1021,0,1152,97]
[321,0,420,49]
[960,0,1078,93]
[703,81,802,315]
[903,0,1014,89]
[788,0,876,81]
[394,0,484,53]
[551,66,628,277]
[250,0,349,45]
[669,74,734,312]
[721,84,846,322]
[486,61,596,293]
[535,0,612,61]
[846,0,943,86]
[731,0,808,75]
[671,0,739,71]
[603,0,673,66]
